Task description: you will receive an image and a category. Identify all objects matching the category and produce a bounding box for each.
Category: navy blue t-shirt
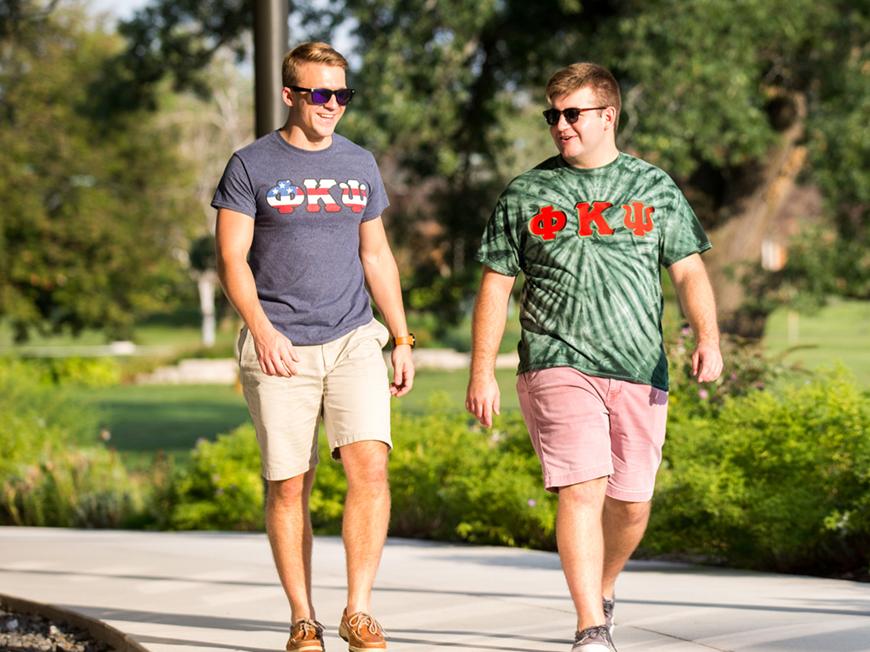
[212,131,389,345]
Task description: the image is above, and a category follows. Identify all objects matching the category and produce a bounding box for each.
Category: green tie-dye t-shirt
[477,152,711,391]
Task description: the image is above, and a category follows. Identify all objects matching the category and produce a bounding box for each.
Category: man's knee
[349,462,389,491]
[342,441,390,490]
[558,476,608,508]
[605,496,651,526]
[267,474,309,507]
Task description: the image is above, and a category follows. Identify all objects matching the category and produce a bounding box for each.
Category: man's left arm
[360,216,415,397]
[667,253,724,383]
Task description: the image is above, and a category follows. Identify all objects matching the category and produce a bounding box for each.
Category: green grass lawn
[763,299,870,387]
[396,367,520,413]
[76,384,250,469]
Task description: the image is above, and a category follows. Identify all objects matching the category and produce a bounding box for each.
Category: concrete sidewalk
[0,527,868,652]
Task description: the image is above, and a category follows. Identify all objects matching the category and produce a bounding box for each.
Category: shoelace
[348,612,385,636]
[576,625,609,643]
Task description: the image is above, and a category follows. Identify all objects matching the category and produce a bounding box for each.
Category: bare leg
[557,476,609,631]
[266,468,318,622]
[339,440,391,613]
[601,496,651,599]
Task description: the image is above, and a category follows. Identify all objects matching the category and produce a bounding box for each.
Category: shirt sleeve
[660,180,711,267]
[475,196,522,277]
[211,154,256,218]
[361,154,390,222]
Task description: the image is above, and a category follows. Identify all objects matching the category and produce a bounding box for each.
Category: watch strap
[392,333,416,348]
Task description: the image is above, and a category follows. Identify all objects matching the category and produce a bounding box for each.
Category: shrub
[39,357,122,388]
[156,425,265,530]
[155,400,556,548]
[4,448,142,527]
[648,369,870,578]
[0,358,142,527]
[666,331,797,419]
[388,402,555,548]
[0,359,98,449]
[309,444,347,534]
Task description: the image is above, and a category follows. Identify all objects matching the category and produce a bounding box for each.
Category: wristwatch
[392,333,416,349]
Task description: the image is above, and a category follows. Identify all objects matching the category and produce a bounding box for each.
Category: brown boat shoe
[286,618,325,652]
[338,609,386,651]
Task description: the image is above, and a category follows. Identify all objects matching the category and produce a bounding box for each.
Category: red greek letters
[528,205,568,240]
[622,201,654,236]
[527,200,656,241]
[577,201,614,236]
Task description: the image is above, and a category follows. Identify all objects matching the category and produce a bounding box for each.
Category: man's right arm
[466,267,516,427]
[215,208,299,377]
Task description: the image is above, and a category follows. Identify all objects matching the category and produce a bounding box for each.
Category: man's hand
[466,374,501,428]
[390,345,415,396]
[668,254,723,384]
[692,340,723,383]
[252,326,300,377]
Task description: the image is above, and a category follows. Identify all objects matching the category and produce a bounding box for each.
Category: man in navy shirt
[214,41,414,652]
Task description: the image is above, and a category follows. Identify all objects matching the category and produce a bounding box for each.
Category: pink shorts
[516,367,668,501]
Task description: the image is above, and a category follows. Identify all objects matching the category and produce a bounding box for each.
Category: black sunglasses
[543,106,608,126]
[289,86,356,106]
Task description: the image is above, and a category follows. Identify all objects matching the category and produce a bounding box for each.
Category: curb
[0,592,148,652]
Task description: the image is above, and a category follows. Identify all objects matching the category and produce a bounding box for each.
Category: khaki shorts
[237,318,392,480]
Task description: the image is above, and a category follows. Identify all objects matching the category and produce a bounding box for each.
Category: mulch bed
[0,606,113,652]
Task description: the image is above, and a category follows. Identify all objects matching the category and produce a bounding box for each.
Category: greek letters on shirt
[266,178,369,214]
[527,201,655,241]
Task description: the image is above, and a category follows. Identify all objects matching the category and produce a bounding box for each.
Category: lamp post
[254,0,289,137]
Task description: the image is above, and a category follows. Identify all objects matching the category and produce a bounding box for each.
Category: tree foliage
[0,4,200,340]
[102,0,251,113]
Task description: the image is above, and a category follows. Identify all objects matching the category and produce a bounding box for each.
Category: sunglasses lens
[335,89,354,105]
[563,108,581,123]
[310,89,333,104]
[543,109,559,126]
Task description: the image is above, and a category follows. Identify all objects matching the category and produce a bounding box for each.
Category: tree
[0,4,200,341]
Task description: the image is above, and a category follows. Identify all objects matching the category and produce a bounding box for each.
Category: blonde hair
[282,42,349,87]
[546,63,621,128]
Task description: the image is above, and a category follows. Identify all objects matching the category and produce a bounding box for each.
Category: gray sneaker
[571,625,616,651]
[603,597,615,634]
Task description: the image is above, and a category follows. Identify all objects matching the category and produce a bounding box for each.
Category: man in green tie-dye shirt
[467,63,723,652]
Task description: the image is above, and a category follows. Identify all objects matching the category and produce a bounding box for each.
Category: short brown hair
[282,42,349,87]
[546,63,621,127]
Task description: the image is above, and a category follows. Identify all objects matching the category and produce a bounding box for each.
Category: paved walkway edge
[1,592,150,652]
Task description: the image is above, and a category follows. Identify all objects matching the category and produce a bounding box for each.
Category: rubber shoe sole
[287,644,323,652]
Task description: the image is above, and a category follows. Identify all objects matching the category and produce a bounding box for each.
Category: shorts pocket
[372,319,390,349]
[237,327,253,365]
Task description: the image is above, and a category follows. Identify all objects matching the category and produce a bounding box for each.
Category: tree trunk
[197,271,217,348]
[704,93,808,338]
